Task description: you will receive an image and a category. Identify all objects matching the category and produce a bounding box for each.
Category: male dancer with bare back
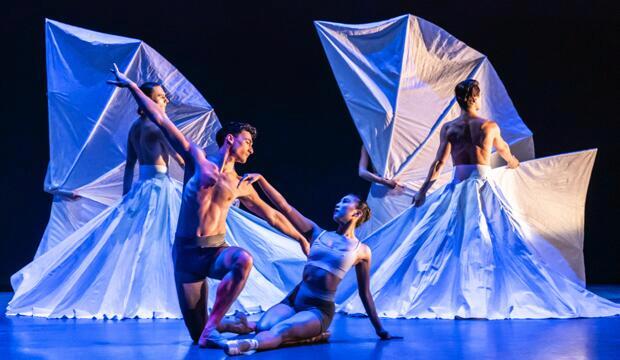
[108,64,310,347]
[413,79,519,206]
[356,79,620,320]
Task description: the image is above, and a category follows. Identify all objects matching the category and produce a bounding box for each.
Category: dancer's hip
[175,233,227,248]
[173,234,229,283]
[452,164,491,183]
[280,282,335,332]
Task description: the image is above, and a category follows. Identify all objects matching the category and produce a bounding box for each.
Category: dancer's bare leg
[217,301,293,335]
[255,304,296,332]
[226,311,322,354]
[256,311,321,349]
[198,247,253,347]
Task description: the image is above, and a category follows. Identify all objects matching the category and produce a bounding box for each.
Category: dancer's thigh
[270,310,322,341]
[256,304,296,332]
[208,246,251,280]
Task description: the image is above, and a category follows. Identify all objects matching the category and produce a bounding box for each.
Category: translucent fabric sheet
[12,20,305,318]
[336,151,611,318]
[315,15,534,239]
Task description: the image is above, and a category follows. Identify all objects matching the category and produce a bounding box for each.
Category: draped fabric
[316,15,592,284]
[8,20,305,318]
[315,15,534,239]
[336,152,619,319]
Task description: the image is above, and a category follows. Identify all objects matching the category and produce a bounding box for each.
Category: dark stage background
[1,1,618,290]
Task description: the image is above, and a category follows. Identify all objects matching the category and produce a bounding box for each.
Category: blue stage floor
[2,286,619,359]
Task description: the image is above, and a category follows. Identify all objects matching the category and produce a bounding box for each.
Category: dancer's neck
[461,108,479,118]
[210,147,237,173]
[335,222,357,240]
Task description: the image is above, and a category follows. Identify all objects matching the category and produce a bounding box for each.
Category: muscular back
[444,116,496,166]
[128,118,172,166]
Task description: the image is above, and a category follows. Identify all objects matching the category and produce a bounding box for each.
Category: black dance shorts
[173,234,229,283]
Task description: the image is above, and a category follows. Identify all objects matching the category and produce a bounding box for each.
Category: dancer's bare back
[414,114,518,206]
[444,115,497,166]
[123,118,183,195]
[127,118,183,166]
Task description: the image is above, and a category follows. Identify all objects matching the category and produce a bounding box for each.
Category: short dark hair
[215,122,257,147]
[455,79,480,110]
[349,194,371,228]
[139,82,163,98]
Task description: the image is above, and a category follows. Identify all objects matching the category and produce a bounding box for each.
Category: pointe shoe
[223,339,258,356]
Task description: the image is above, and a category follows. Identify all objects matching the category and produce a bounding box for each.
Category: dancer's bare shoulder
[357,243,372,263]
[479,119,500,136]
[142,119,167,139]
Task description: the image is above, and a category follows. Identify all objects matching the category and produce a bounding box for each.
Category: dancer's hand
[413,192,426,207]
[238,173,262,188]
[107,63,135,88]
[53,189,81,200]
[507,155,520,169]
[385,179,405,193]
[377,329,402,340]
[384,178,398,189]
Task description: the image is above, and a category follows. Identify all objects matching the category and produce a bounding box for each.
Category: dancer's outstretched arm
[238,184,310,255]
[239,174,320,239]
[107,64,191,158]
[358,146,401,189]
[355,246,398,340]
[413,124,452,207]
[489,121,519,169]
[123,130,138,195]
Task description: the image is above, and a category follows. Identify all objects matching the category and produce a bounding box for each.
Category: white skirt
[338,164,620,319]
[7,165,182,319]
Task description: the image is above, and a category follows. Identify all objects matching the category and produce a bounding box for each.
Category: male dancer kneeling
[222,174,400,355]
[108,65,310,347]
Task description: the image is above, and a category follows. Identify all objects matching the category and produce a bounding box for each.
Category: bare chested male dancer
[109,64,310,347]
[413,79,519,206]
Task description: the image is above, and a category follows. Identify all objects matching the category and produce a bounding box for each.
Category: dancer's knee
[233,251,253,277]
[256,318,274,333]
[270,322,294,339]
[189,330,201,343]
[183,315,204,343]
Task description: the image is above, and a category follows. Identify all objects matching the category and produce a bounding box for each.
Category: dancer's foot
[217,310,256,334]
[198,327,226,349]
[224,339,258,356]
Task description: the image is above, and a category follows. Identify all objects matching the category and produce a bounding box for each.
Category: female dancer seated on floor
[223,174,399,355]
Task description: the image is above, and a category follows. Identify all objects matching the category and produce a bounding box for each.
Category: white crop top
[306,230,361,279]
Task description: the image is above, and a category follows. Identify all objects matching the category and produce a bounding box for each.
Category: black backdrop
[1,1,618,290]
